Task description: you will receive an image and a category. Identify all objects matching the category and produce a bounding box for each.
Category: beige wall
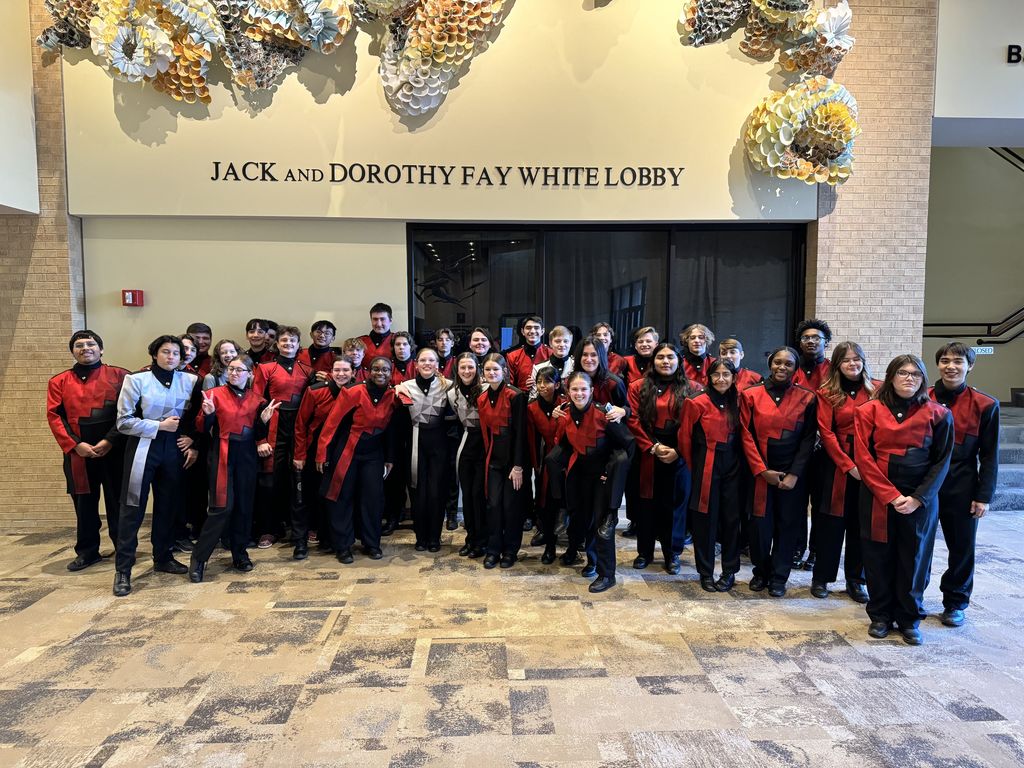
[61,0,816,222]
[923,147,1024,402]
[82,218,409,369]
[0,0,39,214]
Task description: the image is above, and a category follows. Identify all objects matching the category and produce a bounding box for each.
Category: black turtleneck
[415,374,434,395]
[458,379,477,399]
[652,373,675,393]
[487,382,506,406]
[366,382,386,404]
[706,385,730,409]
[536,395,559,416]
[309,345,330,363]
[549,354,569,373]
[570,401,592,425]
[684,350,706,369]
[228,383,247,397]
[886,394,913,422]
[369,330,390,346]
[327,380,341,397]
[765,378,792,402]
[799,353,825,372]
[932,379,966,403]
[276,354,296,372]
[73,360,102,380]
[841,375,863,397]
[152,365,174,388]
[523,343,541,361]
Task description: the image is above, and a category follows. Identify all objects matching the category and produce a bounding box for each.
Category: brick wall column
[0,0,85,532]
[806,0,938,370]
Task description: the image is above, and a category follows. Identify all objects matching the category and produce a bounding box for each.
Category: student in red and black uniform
[477,353,528,570]
[806,342,880,602]
[626,342,702,574]
[434,328,460,530]
[298,320,341,380]
[447,353,487,557]
[620,326,659,539]
[186,322,214,378]
[791,318,833,572]
[467,327,494,369]
[189,354,273,583]
[47,330,130,572]
[253,325,312,554]
[718,338,764,391]
[358,302,395,370]
[389,331,416,387]
[739,346,817,597]
[810,342,879,602]
[590,322,627,377]
[679,324,716,388]
[929,342,1000,629]
[855,354,953,645]
[244,318,277,365]
[527,367,567,564]
[176,335,200,376]
[435,328,457,380]
[679,359,743,592]
[316,357,396,563]
[506,315,551,390]
[341,338,369,384]
[293,358,356,553]
[558,371,635,593]
[383,331,417,534]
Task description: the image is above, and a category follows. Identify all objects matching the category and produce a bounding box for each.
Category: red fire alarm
[122,290,144,307]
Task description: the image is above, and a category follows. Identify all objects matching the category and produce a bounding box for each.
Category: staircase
[992,411,1024,512]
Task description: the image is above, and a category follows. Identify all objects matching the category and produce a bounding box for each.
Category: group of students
[46,304,1000,645]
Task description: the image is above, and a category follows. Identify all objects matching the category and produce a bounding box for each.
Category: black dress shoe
[188,554,206,584]
[791,551,805,569]
[381,520,397,536]
[458,543,472,557]
[715,573,736,592]
[499,553,516,569]
[173,537,194,553]
[67,553,103,572]
[483,553,499,569]
[768,584,787,598]
[522,517,534,532]
[941,609,965,627]
[811,582,829,599]
[868,621,891,639]
[632,555,650,570]
[415,542,427,552]
[293,545,308,561]
[846,582,869,604]
[749,575,767,592]
[113,571,132,597]
[664,558,681,575]
[560,550,582,567]
[362,547,383,560]
[700,576,717,592]
[553,510,569,537]
[597,512,618,540]
[621,522,637,538]
[428,543,441,553]
[900,627,923,645]
[154,558,188,575]
[802,551,816,571]
[541,545,556,565]
[588,575,616,593]
[446,512,458,531]
[232,556,254,572]
[337,549,354,564]
[530,530,546,547]
[581,563,597,579]
[468,547,485,559]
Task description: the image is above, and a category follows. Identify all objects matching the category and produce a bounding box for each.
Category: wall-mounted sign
[972,346,995,355]
[1009,45,1022,63]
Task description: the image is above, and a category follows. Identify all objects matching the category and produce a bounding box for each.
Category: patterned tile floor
[1,513,1023,767]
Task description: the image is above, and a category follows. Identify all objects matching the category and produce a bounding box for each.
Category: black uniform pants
[116,433,181,573]
[796,448,824,557]
[327,454,385,552]
[485,468,524,557]
[458,450,486,550]
[862,503,939,630]
[179,444,208,539]
[636,462,686,564]
[748,478,806,587]
[255,411,299,538]
[67,450,123,558]
[412,426,450,547]
[938,500,979,611]
[567,467,617,578]
[690,478,741,578]
[194,447,255,563]
[812,478,865,586]
[445,430,461,517]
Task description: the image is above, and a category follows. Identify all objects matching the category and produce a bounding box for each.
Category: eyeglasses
[226,367,250,374]
[893,370,923,381]
[800,335,824,343]
[710,373,733,380]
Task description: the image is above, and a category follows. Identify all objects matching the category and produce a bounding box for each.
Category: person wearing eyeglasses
[188,355,278,583]
[928,343,1000,630]
[678,324,716,389]
[854,355,953,645]
[299,320,341,381]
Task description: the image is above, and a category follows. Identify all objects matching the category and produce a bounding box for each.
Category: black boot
[113,571,132,597]
[189,554,206,584]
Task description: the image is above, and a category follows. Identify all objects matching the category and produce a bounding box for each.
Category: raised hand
[201,390,216,415]
[261,399,282,424]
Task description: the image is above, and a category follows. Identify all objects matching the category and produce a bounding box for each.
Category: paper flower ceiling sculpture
[37,0,505,114]
[681,0,859,185]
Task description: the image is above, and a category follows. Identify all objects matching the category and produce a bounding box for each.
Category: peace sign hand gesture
[261,399,282,424]
[200,390,216,415]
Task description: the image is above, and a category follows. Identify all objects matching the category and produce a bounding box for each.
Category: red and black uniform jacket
[506,343,552,390]
[739,381,817,517]
[297,345,341,377]
[621,353,653,386]
[477,383,527,492]
[592,372,629,412]
[316,383,396,501]
[358,331,394,368]
[194,352,213,378]
[293,379,345,464]
[607,351,627,377]
[683,352,716,389]
[47,362,130,494]
[195,385,266,508]
[816,378,881,516]
[390,358,416,388]
[854,396,953,542]
[253,355,312,465]
[439,355,455,380]
[627,377,701,499]
[245,346,277,365]
[559,402,635,509]
[137,363,198,375]
[735,367,764,391]
[793,355,830,391]
[928,381,999,509]
[679,389,741,515]
[527,394,567,502]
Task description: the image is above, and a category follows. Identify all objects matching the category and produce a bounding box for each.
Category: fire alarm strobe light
[121,290,144,307]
